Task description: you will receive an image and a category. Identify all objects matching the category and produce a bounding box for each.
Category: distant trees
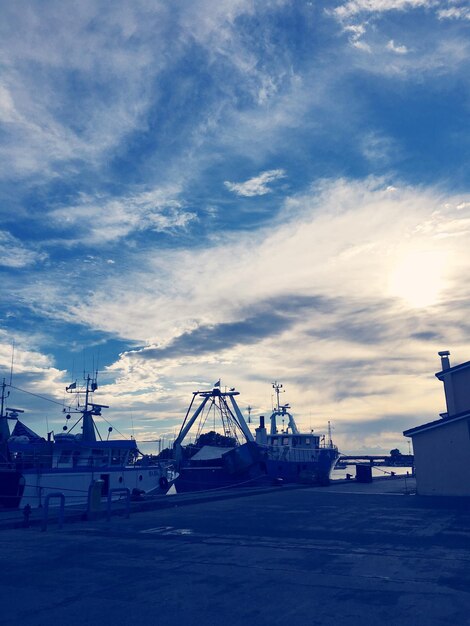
[195,431,236,448]
[157,447,174,460]
[156,431,237,461]
[388,448,414,466]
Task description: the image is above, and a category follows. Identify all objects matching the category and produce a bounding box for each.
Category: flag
[66,381,77,391]
[213,379,221,388]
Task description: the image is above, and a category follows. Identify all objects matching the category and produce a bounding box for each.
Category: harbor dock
[0,475,469,626]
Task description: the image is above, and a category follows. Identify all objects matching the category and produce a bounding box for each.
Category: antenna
[272,382,284,411]
[247,405,252,424]
[9,342,15,386]
[0,378,9,419]
[327,420,333,447]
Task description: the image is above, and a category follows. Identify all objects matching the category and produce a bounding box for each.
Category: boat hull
[174,441,269,493]
[173,465,268,493]
[265,448,339,485]
[0,465,166,509]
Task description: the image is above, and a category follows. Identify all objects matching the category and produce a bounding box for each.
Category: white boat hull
[2,466,165,509]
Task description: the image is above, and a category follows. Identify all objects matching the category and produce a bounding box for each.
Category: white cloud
[386,39,409,54]
[224,169,286,197]
[10,176,470,450]
[0,2,251,181]
[328,0,469,76]
[332,0,435,20]
[438,6,470,20]
[361,132,397,162]
[353,39,372,52]
[0,231,47,268]
[0,84,19,123]
[28,177,469,341]
[48,187,196,245]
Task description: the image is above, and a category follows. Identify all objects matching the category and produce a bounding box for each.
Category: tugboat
[172,383,268,493]
[0,375,169,509]
[254,383,339,484]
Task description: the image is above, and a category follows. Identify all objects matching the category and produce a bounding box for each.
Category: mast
[65,373,107,441]
[173,386,253,466]
[272,382,283,411]
[327,420,333,447]
[0,379,10,462]
[270,382,299,435]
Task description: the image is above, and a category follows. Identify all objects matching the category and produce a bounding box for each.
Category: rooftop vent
[438,350,451,370]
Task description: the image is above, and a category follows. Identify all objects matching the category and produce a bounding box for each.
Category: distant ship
[170,381,338,493]
[255,383,339,485]
[0,375,170,509]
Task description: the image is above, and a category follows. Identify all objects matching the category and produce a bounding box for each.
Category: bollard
[41,493,65,532]
[87,479,105,520]
[23,504,32,528]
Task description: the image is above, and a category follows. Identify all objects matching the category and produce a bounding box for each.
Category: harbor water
[331,464,413,481]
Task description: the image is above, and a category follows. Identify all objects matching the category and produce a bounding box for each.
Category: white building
[404,351,470,497]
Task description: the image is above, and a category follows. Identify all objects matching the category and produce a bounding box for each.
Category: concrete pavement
[0,477,469,626]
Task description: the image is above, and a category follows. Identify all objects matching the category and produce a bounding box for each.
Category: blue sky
[0,0,469,453]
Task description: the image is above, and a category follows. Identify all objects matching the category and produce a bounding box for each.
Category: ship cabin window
[271,437,279,446]
[305,438,310,446]
[111,449,127,465]
[282,437,289,446]
[58,450,72,465]
[90,449,108,467]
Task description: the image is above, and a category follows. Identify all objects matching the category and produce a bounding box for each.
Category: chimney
[438,350,451,371]
[255,415,267,445]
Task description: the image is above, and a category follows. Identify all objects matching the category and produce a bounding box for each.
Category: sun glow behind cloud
[388,249,449,308]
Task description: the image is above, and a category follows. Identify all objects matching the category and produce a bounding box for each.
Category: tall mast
[327,420,333,447]
[272,382,283,411]
[65,373,105,442]
[0,378,7,420]
[0,379,11,462]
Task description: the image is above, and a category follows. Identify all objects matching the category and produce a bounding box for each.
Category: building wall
[413,417,470,496]
[448,368,470,415]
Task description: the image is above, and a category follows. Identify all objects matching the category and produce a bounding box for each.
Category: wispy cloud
[332,0,434,20]
[437,5,470,20]
[386,39,409,54]
[48,188,196,245]
[12,178,470,445]
[0,231,47,268]
[224,169,286,196]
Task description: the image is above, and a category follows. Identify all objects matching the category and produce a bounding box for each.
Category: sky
[0,0,469,454]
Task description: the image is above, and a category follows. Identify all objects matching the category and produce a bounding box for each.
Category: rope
[9,384,69,409]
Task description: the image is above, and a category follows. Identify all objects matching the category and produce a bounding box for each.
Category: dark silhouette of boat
[0,375,169,509]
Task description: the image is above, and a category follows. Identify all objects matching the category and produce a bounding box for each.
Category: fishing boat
[0,375,170,509]
[170,381,338,493]
[254,383,339,484]
[172,383,268,492]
